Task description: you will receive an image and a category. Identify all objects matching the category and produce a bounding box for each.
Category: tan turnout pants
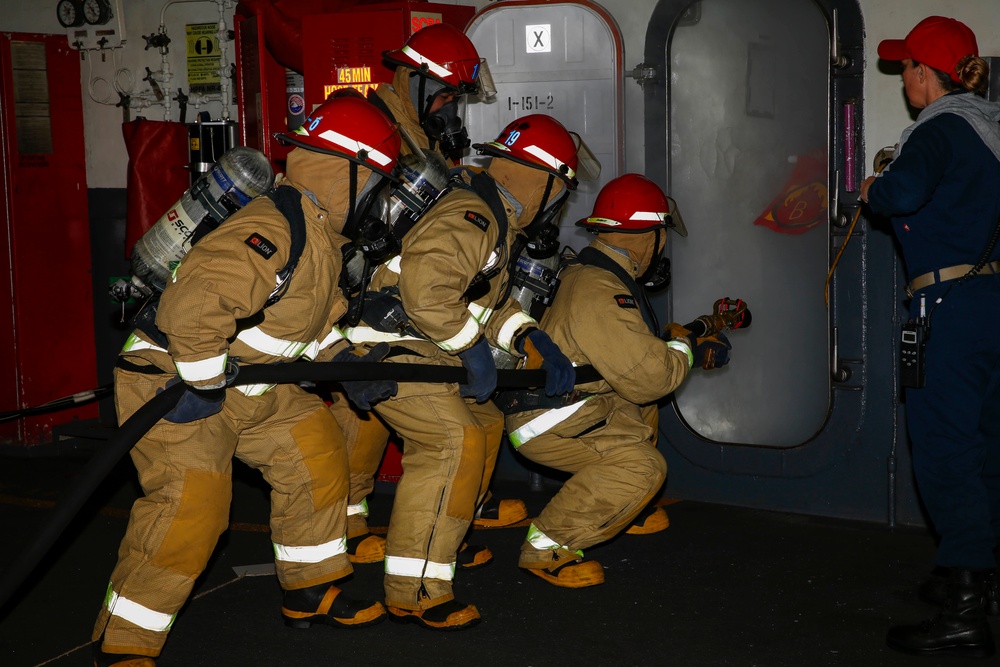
[94,368,352,657]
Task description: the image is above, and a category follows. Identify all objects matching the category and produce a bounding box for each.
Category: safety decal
[614,294,638,309]
[464,211,490,232]
[245,233,278,260]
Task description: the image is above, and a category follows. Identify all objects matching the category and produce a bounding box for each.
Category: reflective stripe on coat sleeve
[436,317,481,353]
[174,353,227,383]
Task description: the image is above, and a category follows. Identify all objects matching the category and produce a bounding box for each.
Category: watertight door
[663,0,831,446]
[463,0,624,251]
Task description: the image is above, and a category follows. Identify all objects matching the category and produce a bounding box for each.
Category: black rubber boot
[887,568,996,658]
[281,581,386,629]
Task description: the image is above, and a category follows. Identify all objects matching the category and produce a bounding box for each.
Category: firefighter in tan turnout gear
[332,23,528,568]
[342,113,595,629]
[91,96,401,666]
[501,174,736,588]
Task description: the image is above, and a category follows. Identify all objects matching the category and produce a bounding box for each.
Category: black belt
[115,358,170,375]
[494,388,592,415]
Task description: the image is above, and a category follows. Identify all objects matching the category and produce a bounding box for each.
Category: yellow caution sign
[186,23,220,94]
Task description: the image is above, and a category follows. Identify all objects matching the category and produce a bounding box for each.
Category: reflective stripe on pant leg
[96,373,235,655]
[237,386,352,589]
[522,402,665,550]
[508,397,594,448]
[374,385,482,609]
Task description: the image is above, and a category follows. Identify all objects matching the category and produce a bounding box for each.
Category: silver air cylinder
[491,250,563,369]
[123,146,274,299]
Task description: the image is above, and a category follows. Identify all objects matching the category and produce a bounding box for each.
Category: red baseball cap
[877,16,978,83]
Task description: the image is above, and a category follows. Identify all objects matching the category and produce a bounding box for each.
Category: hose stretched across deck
[0,360,600,612]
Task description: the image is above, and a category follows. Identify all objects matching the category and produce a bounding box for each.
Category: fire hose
[0,300,751,611]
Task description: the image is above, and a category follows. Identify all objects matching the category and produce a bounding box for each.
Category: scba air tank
[125,146,274,297]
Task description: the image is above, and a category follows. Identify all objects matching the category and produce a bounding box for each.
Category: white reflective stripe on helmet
[236,326,313,358]
[497,311,536,353]
[400,45,452,80]
[384,555,456,581]
[347,497,370,517]
[525,524,583,557]
[523,144,576,181]
[666,338,694,370]
[436,317,480,352]
[273,536,348,563]
[235,383,276,396]
[584,217,622,228]
[631,211,667,222]
[508,396,593,448]
[318,129,393,167]
[174,353,227,382]
[105,586,176,633]
[122,333,167,354]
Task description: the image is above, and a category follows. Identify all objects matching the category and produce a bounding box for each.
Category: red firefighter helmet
[473,114,601,190]
[577,173,687,236]
[383,23,495,98]
[276,96,401,179]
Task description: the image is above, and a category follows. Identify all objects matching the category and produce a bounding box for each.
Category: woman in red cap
[861,16,1000,660]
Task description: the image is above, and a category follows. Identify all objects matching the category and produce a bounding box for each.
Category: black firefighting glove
[333,342,398,410]
[516,328,575,396]
[694,332,732,370]
[458,336,497,403]
[161,379,226,424]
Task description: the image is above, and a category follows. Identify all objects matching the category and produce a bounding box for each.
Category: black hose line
[0,360,601,612]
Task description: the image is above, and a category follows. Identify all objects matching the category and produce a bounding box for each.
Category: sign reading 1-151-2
[507,94,555,111]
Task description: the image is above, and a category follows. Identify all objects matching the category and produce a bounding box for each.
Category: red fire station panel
[301,2,475,110]
[235,1,474,173]
[0,33,98,446]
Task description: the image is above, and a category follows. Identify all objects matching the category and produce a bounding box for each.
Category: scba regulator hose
[0,361,600,611]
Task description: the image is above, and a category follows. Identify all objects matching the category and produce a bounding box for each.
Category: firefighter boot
[281,582,386,629]
[887,568,996,658]
[92,643,156,667]
[625,505,670,535]
[520,546,605,589]
[473,496,528,528]
[347,532,386,564]
[388,596,481,631]
[456,541,494,570]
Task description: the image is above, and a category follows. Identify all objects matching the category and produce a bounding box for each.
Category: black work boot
[887,568,996,658]
[919,546,1000,616]
[281,581,386,629]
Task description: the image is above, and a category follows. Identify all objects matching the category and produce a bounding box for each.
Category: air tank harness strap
[449,167,510,287]
[577,247,658,334]
[263,185,307,307]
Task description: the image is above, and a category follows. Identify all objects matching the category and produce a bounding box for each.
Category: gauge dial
[57,0,85,28]
[82,0,112,26]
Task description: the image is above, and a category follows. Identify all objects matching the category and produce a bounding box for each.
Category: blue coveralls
[867,91,1000,570]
